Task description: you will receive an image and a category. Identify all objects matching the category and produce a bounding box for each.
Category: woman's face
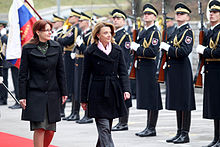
[37,24,52,42]
[97,26,112,45]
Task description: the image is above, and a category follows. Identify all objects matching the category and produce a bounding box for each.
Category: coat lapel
[92,44,114,62]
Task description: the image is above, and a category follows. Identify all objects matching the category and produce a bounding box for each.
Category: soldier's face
[143,13,156,23]
[209,11,220,25]
[175,13,189,25]
[79,20,89,30]
[113,17,125,29]
[97,26,112,46]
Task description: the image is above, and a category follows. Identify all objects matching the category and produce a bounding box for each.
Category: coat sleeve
[56,46,68,96]
[136,31,160,58]
[18,47,29,100]
[168,30,194,58]
[118,49,131,93]
[80,50,92,103]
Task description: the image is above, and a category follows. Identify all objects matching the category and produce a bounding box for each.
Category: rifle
[157,0,167,83]
[129,0,138,79]
[194,0,204,88]
[1,83,20,105]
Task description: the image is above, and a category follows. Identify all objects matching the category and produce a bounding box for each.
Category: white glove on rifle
[130,42,140,51]
[160,42,170,52]
[70,53,76,59]
[76,36,83,47]
[196,44,206,54]
[0,76,3,84]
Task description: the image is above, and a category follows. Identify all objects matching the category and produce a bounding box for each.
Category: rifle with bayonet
[157,0,167,83]
[194,0,205,88]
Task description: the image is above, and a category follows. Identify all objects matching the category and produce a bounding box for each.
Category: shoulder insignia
[67,32,73,37]
[125,42,131,49]
[185,36,192,44]
[152,38,158,45]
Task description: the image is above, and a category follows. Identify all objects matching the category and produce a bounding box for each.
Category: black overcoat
[165,23,195,111]
[203,24,220,119]
[135,25,162,110]
[81,43,130,119]
[19,40,67,123]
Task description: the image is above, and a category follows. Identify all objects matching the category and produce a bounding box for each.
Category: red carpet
[0,132,57,147]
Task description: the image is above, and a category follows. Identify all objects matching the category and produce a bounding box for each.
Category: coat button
[46,81,49,84]
[168,57,171,59]
[138,59,141,61]
[45,91,48,94]
[168,65,170,67]
[206,71,208,73]
[207,62,209,64]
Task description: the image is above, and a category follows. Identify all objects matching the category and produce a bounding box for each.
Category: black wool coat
[81,43,130,119]
[19,40,67,123]
[203,24,220,119]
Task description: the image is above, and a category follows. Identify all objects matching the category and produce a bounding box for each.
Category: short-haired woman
[19,20,67,147]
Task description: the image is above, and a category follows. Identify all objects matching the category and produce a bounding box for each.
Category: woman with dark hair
[19,20,67,147]
[80,22,131,147]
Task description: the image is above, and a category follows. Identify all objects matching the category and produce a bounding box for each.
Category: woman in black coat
[19,20,67,147]
[80,22,130,147]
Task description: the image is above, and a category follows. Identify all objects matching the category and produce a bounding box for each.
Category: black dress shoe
[166,133,181,143]
[67,113,80,121]
[62,113,73,120]
[0,101,7,105]
[135,128,156,137]
[76,117,93,124]
[173,132,189,144]
[202,139,218,147]
[112,123,128,131]
[213,140,220,147]
[8,103,21,109]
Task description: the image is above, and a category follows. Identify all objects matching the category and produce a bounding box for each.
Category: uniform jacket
[135,25,162,110]
[19,40,67,123]
[114,27,132,108]
[165,23,195,111]
[81,43,130,119]
[202,23,220,119]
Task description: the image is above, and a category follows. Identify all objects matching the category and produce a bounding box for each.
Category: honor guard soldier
[110,9,132,131]
[56,9,82,121]
[160,3,195,144]
[51,14,65,40]
[73,12,93,124]
[196,1,220,146]
[130,4,162,137]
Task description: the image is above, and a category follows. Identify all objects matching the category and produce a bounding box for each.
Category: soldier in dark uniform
[74,12,93,124]
[0,22,20,108]
[160,3,195,144]
[51,14,65,40]
[56,9,81,121]
[110,9,132,131]
[196,1,220,146]
[130,4,162,137]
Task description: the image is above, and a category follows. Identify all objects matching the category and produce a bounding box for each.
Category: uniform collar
[177,22,188,29]
[211,23,220,30]
[144,24,154,31]
[115,27,124,33]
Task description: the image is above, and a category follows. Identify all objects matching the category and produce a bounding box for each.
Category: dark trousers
[95,118,114,147]
[0,67,19,103]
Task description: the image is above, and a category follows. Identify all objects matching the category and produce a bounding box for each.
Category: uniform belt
[75,54,84,58]
[137,56,156,60]
[206,58,220,62]
[64,48,73,51]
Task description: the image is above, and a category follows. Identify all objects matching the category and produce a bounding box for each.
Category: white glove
[130,42,140,51]
[0,77,3,83]
[160,42,170,52]
[76,36,83,47]
[70,53,76,59]
[196,44,206,54]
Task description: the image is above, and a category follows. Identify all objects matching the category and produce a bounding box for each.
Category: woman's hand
[19,99,26,110]
[81,103,87,111]
[124,92,130,100]
[62,96,68,104]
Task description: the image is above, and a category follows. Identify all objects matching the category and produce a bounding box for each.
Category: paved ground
[0,77,213,147]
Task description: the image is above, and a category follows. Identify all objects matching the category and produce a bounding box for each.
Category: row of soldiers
[52,1,220,146]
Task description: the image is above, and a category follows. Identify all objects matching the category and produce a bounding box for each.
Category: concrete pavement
[0,83,213,147]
